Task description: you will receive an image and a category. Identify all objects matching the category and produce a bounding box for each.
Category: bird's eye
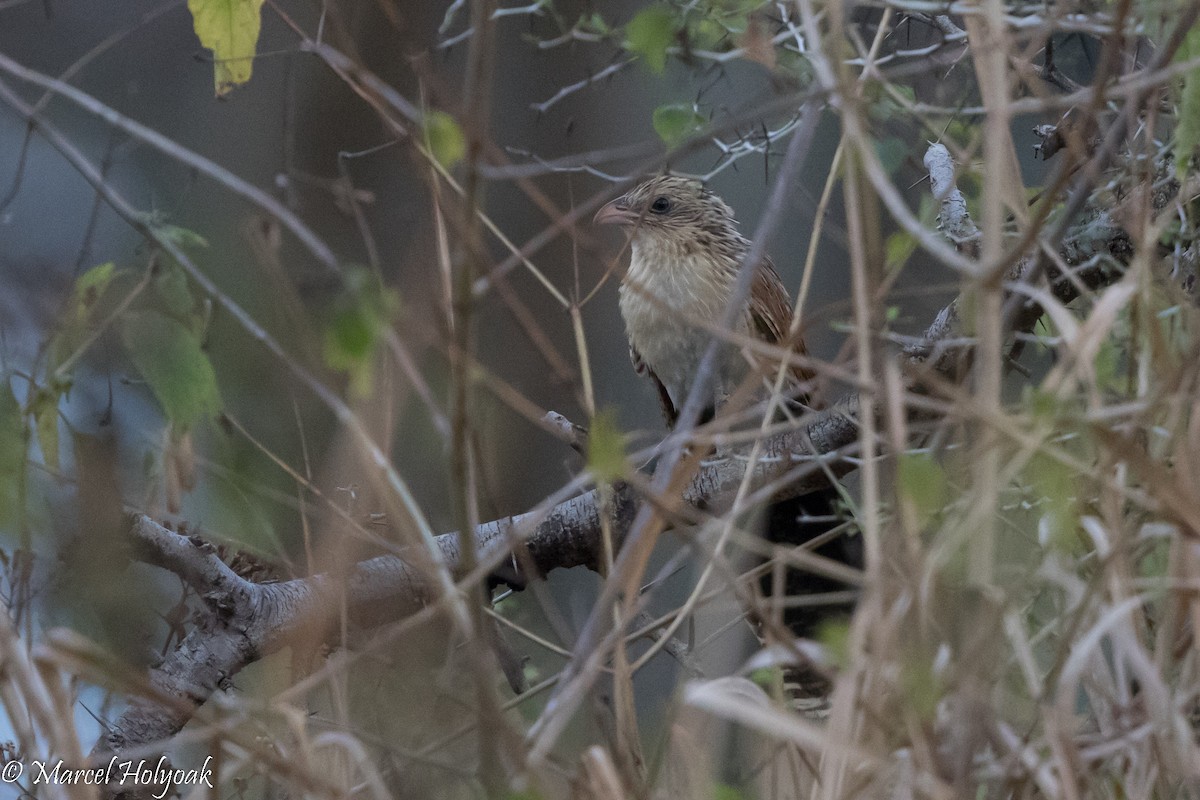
[649,196,671,214]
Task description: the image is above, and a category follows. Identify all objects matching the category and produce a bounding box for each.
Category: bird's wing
[749,256,815,389]
[629,343,648,375]
[631,344,679,428]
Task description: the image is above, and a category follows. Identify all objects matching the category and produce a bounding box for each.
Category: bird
[593,175,810,426]
[594,174,861,640]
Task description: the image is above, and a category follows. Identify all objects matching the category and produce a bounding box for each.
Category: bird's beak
[594,198,636,226]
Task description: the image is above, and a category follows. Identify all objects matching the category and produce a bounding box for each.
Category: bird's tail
[755,486,861,707]
[760,486,862,640]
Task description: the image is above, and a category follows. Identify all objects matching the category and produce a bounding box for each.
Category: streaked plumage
[594,175,812,426]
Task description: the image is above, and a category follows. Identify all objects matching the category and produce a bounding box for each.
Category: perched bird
[595,175,860,638]
[593,175,810,426]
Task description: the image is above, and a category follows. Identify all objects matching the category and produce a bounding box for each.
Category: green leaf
[0,381,26,528]
[0,381,24,461]
[586,407,626,482]
[154,224,209,250]
[941,118,974,149]
[625,5,677,73]
[76,261,118,302]
[1025,386,1059,421]
[885,230,917,270]
[890,84,916,105]
[155,261,198,321]
[777,48,814,86]
[30,389,60,472]
[874,136,907,175]
[1178,75,1200,173]
[49,262,123,373]
[1093,336,1122,392]
[748,666,780,690]
[1137,533,1172,582]
[712,783,750,800]
[323,270,398,397]
[187,0,266,97]
[688,17,728,51]
[868,84,915,125]
[580,12,609,35]
[897,451,948,526]
[121,310,222,430]
[325,305,380,396]
[1025,453,1077,551]
[900,648,942,720]
[424,111,466,170]
[652,103,706,147]
[1176,28,1200,174]
[816,619,851,670]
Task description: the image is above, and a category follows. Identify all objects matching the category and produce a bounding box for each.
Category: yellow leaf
[32,390,60,472]
[586,408,627,482]
[625,5,677,74]
[188,0,266,97]
[424,111,466,169]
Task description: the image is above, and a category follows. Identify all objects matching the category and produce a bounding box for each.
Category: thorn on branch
[923,142,980,258]
[529,59,635,114]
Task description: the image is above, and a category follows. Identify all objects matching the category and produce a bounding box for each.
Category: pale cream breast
[620,236,751,409]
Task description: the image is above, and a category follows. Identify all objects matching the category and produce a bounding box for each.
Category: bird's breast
[619,240,749,406]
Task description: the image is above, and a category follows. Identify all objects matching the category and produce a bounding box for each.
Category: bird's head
[594,176,740,246]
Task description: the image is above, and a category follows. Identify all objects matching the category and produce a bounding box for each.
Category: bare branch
[924,143,981,254]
